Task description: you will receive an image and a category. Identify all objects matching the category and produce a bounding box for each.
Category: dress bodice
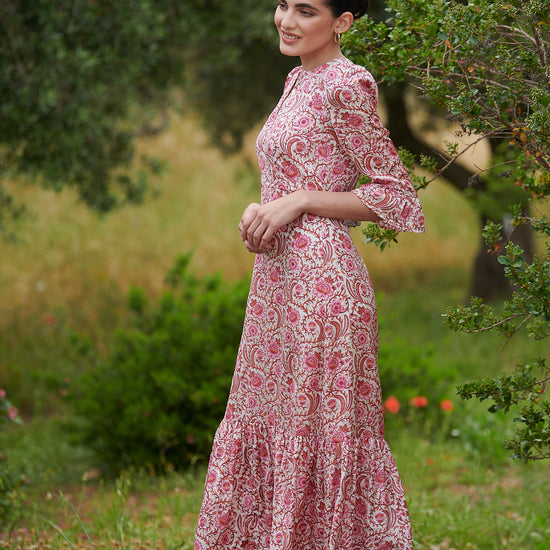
[256,57,425,234]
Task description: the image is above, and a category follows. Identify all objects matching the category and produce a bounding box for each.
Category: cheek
[274,9,282,29]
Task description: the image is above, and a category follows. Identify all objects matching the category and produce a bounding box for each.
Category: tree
[354,0,537,299]
[346,0,550,460]
[0,0,292,231]
[0,1,191,223]
[180,0,294,152]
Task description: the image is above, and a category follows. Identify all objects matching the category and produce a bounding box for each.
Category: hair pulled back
[324,0,369,19]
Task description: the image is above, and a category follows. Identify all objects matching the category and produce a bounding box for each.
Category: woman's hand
[238,189,379,253]
[238,193,305,253]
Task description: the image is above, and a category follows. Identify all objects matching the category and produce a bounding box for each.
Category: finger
[239,216,252,241]
[243,240,264,254]
[239,222,246,242]
[239,203,260,241]
[259,226,277,249]
[247,219,265,248]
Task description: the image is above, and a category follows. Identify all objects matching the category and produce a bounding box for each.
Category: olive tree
[0,0,291,231]
[0,1,190,222]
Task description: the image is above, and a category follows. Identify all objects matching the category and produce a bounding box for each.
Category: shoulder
[283,65,302,90]
[322,59,378,103]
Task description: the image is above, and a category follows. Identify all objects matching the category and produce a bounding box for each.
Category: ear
[334,12,354,34]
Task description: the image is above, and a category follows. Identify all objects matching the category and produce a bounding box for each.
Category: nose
[279,8,296,30]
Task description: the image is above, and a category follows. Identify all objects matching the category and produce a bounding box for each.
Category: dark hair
[324,0,369,19]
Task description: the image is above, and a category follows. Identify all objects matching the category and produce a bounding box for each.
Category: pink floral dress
[194,57,424,550]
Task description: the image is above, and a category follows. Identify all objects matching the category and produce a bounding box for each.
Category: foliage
[0,0,292,228]
[457,358,550,461]
[181,0,294,151]
[348,0,550,180]
[345,0,550,460]
[347,0,549,209]
[378,335,457,433]
[445,238,550,461]
[0,390,23,428]
[376,330,482,446]
[70,254,249,473]
[445,242,550,343]
[362,223,399,251]
[0,1,188,218]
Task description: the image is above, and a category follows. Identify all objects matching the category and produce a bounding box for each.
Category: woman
[194,1,424,548]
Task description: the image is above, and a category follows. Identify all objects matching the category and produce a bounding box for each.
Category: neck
[300,45,344,72]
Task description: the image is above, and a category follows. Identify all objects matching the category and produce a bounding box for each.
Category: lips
[280,30,300,43]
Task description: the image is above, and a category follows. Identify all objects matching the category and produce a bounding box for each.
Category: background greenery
[1,0,549,548]
[1,111,549,548]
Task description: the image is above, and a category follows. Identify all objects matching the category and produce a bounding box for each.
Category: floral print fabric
[194,57,424,550]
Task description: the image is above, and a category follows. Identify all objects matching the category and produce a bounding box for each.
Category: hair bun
[327,0,369,20]
[353,0,369,19]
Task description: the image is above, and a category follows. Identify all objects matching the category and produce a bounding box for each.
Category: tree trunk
[382,82,534,300]
[470,212,534,300]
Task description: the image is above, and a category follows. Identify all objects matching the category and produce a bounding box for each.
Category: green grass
[392,435,550,549]
[1,114,549,548]
[1,423,548,549]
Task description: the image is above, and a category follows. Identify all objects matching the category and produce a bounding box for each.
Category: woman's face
[274,0,346,70]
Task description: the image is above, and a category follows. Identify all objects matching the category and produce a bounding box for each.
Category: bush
[71,254,249,473]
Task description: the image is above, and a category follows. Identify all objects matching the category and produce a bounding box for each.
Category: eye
[276,1,287,10]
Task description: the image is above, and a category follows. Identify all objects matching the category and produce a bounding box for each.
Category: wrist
[293,189,310,215]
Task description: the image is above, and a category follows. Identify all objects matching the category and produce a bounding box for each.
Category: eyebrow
[280,1,321,12]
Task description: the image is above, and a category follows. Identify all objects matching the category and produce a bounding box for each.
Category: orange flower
[440,399,454,412]
[409,395,428,408]
[383,396,400,414]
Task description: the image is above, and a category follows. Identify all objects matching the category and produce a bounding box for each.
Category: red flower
[440,399,454,412]
[44,314,56,325]
[409,395,428,408]
[383,396,400,414]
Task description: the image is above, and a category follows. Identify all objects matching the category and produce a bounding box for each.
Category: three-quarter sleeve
[326,69,425,233]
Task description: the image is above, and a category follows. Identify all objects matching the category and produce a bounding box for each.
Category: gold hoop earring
[334,32,341,44]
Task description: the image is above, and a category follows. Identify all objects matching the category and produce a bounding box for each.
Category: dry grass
[0,112,480,337]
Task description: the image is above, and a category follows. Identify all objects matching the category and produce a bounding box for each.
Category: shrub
[71,254,249,473]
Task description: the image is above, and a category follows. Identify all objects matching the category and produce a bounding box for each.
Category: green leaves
[0,1,188,219]
[348,0,550,461]
[362,223,399,251]
[0,0,295,224]
[446,239,550,460]
[458,359,550,461]
[180,0,293,151]
[445,242,550,341]
[349,0,550,188]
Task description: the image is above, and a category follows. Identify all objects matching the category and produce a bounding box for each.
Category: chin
[279,43,298,57]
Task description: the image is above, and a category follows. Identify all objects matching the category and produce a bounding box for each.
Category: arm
[241,66,424,253]
[239,189,380,253]
[329,69,425,234]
